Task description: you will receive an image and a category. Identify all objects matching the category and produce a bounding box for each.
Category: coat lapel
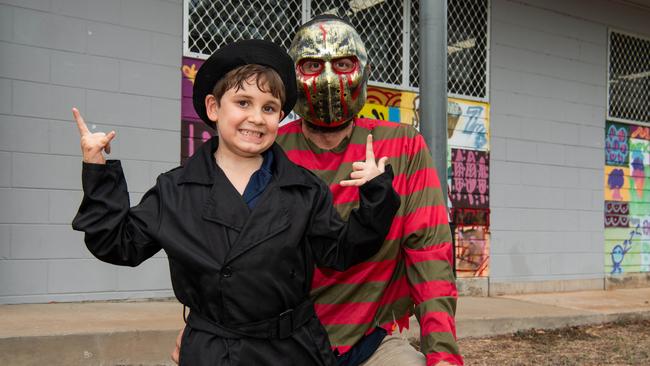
[224,144,311,263]
[180,137,251,231]
[224,179,291,263]
[201,169,250,231]
[184,141,314,263]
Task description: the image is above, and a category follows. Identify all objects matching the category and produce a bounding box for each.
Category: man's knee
[361,333,425,366]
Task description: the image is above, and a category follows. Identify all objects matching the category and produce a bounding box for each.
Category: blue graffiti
[611,223,642,274]
[465,106,487,149]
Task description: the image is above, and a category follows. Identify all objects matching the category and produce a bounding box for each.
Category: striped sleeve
[401,133,463,365]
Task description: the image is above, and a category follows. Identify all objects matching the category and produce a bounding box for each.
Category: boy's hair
[212,64,286,107]
[192,39,296,126]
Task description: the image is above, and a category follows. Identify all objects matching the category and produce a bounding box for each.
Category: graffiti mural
[180,59,492,277]
[605,121,650,275]
[605,201,629,228]
[358,86,419,126]
[605,166,630,201]
[450,149,489,209]
[447,99,490,277]
[605,123,629,166]
[359,87,492,277]
[447,98,490,151]
[180,58,214,164]
[455,226,489,277]
[450,148,490,277]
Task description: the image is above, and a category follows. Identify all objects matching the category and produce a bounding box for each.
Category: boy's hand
[340,134,388,187]
[170,327,183,364]
[73,107,116,164]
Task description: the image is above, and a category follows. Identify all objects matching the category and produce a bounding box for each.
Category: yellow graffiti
[182,64,198,85]
[366,86,402,107]
[359,86,491,133]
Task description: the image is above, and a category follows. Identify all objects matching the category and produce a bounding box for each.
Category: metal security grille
[447,0,489,100]
[608,30,650,124]
[308,0,408,88]
[184,0,489,96]
[184,0,303,59]
[184,0,417,90]
[409,0,420,88]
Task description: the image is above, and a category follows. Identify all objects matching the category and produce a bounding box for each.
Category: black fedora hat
[192,39,297,127]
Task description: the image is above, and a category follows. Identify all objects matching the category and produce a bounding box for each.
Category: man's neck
[301,120,354,150]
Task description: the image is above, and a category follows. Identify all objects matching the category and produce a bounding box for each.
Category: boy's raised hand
[340,134,389,187]
[73,107,116,164]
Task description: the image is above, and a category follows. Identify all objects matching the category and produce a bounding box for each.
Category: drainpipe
[419,0,448,196]
[420,0,455,275]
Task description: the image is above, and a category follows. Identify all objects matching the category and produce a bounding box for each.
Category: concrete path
[1,288,649,365]
[456,287,650,338]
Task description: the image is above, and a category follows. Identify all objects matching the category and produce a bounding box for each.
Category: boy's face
[206,77,284,159]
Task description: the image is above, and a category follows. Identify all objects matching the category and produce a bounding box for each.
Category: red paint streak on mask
[302,81,323,125]
[319,24,327,43]
[351,82,362,101]
[346,74,353,87]
[338,74,348,117]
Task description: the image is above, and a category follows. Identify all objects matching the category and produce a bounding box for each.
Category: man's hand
[170,327,184,364]
[340,134,388,187]
[73,107,116,164]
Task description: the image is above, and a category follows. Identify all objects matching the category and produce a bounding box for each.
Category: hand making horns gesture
[72,107,116,165]
[340,134,389,187]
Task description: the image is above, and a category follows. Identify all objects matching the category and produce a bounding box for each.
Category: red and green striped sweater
[277,118,463,365]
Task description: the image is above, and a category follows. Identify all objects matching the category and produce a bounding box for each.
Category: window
[608,30,650,124]
[184,0,302,58]
[184,0,490,98]
[447,0,489,100]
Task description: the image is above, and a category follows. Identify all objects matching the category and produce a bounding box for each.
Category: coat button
[221,266,232,278]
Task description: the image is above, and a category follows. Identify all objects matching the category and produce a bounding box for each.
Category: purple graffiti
[607,168,624,201]
[631,152,646,198]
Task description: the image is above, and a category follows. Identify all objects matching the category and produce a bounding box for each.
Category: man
[174,14,462,366]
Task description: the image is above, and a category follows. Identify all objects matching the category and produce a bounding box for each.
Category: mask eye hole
[299,59,324,76]
[332,57,357,73]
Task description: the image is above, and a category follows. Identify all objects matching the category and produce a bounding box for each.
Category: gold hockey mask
[289,19,370,127]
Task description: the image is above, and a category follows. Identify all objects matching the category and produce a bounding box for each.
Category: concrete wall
[0,0,182,304]
[489,0,650,291]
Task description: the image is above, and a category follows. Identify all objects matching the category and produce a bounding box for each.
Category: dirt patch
[456,319,650,365]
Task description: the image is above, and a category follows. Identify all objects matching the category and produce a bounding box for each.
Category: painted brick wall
[489,0,650,283]
[0,0,182,304]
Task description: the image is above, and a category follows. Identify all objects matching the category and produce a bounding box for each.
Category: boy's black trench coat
[72,137,399,366]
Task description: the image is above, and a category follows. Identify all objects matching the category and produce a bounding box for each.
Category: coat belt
[187,299,316,339]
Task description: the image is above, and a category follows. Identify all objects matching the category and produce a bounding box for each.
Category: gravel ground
[455,319,650,366]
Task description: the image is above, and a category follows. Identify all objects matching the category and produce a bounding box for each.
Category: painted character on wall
[608,168,625,201]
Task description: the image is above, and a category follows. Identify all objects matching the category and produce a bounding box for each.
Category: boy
[71,39,400,366]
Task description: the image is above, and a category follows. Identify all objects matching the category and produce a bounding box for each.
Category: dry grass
[456,319,650,365]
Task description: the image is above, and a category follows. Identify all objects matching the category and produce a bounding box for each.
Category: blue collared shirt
[242,149,274,209]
